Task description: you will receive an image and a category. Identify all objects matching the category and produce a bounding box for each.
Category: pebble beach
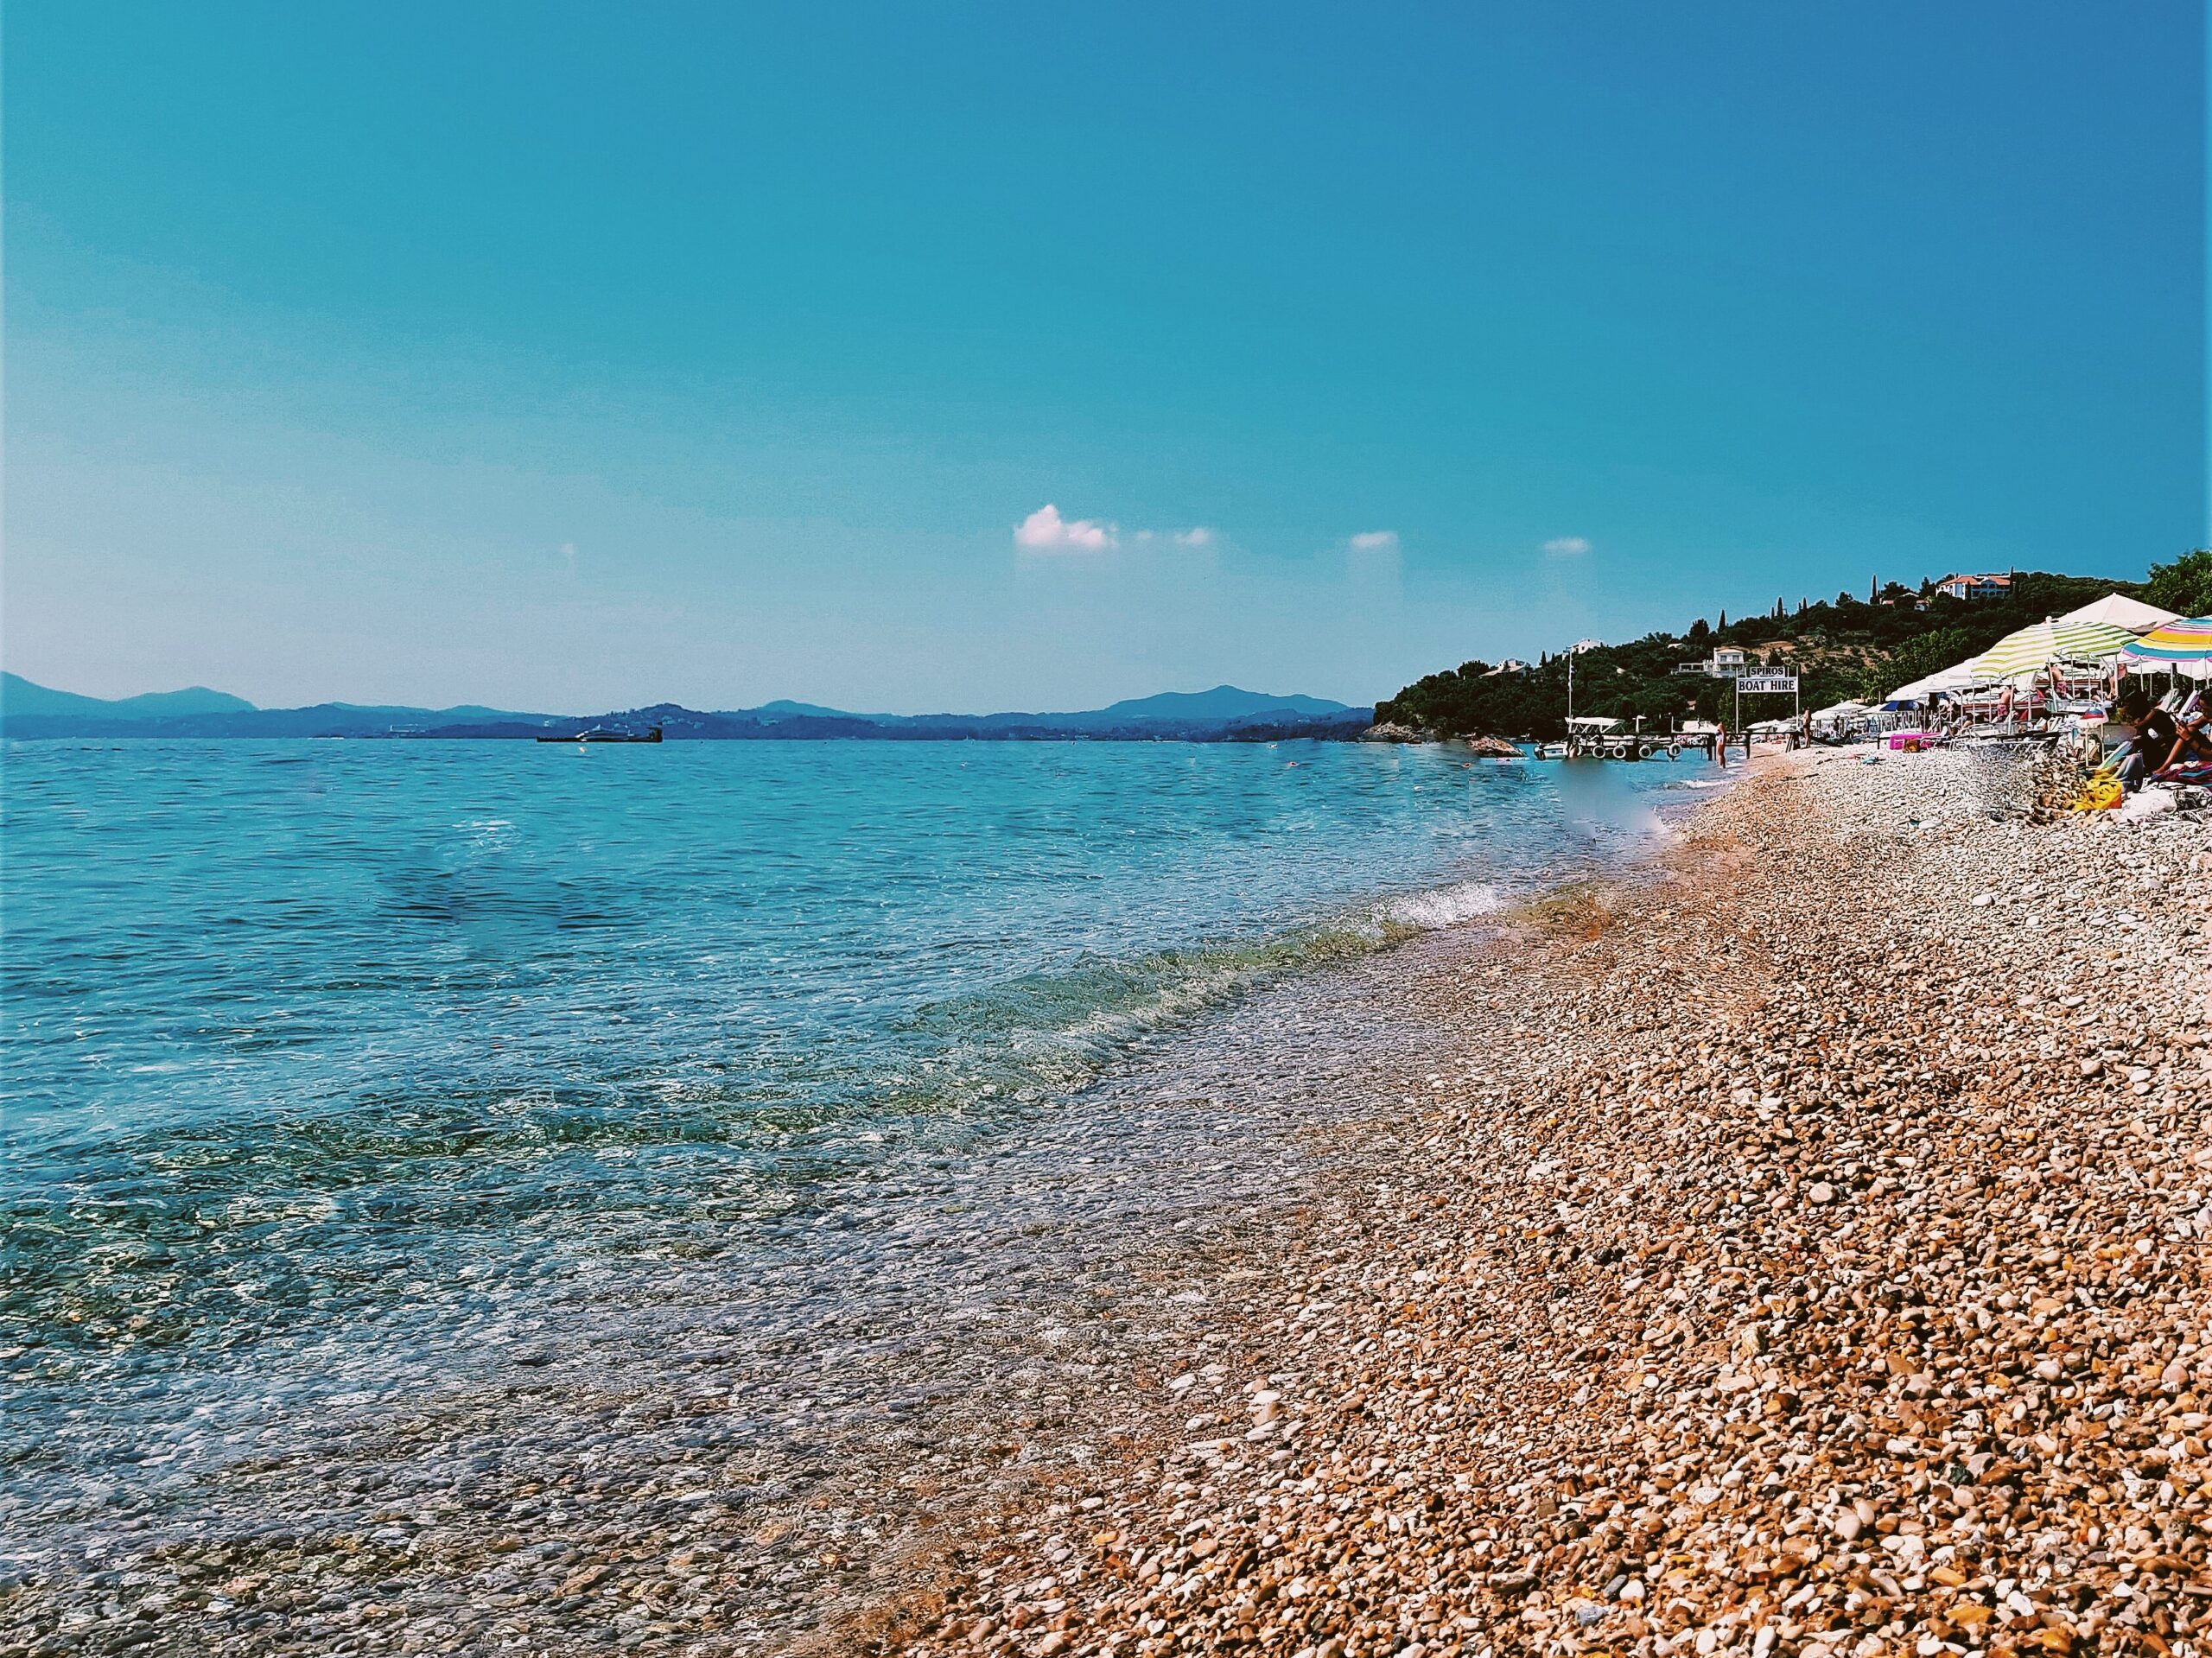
[8,748,2209,1658]
[889,748,2212,1658]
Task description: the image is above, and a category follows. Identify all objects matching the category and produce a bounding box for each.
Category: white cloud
[1543,536,1592,556]
[1344,527,1402,601]
[1015,503,1118,553]
[1014,506,1221,554]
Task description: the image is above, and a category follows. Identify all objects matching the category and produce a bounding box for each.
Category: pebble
[889,749,2212,1658]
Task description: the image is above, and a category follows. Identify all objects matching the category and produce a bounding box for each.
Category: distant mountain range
[0,674,1371,742]
[0,674,257,721]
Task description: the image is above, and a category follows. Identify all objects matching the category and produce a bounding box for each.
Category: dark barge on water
[535,726,664,744]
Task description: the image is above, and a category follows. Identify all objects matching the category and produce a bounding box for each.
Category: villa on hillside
[1675,645,1749,677]
[1934,572,2012,601]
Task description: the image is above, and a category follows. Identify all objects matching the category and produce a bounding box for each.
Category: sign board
[1737,673,1799,694]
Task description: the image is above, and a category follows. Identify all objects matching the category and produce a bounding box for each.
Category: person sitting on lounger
[2107,688,2200,786]
[2155,704,2212,774]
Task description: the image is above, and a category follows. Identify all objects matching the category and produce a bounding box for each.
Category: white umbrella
[2059,593,2178,634]
[1885,660,1983,704]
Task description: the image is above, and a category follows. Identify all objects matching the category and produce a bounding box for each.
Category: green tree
[1377,568,2145,739]
[2145,549,2212,619]
[1859,627,1975,702]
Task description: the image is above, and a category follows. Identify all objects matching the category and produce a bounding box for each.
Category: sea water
[1,738,1687,1534]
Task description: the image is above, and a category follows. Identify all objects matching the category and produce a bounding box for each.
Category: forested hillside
[1375,567,2179,741]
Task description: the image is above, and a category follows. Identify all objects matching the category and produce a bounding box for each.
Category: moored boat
[535,725,664,744]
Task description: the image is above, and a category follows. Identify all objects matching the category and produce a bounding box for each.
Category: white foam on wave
[1382,879,1505,931]
[457,817,518,853]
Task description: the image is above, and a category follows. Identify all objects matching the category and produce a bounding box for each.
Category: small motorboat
[536,725,664,744]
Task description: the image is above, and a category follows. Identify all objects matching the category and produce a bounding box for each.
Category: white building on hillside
[1675,645,1748,677]
[1934,572,2012,601]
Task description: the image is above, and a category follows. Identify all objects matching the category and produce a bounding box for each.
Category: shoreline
[0,760,1675,1655]
[14,752,2204,1657]
[880,749,2212,1657]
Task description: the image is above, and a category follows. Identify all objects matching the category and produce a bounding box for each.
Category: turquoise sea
[1,738,1691,1534]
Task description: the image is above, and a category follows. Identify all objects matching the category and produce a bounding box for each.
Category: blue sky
[8,2,2204,712]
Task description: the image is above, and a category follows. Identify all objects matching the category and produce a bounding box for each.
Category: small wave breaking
[1377,879,1504,931]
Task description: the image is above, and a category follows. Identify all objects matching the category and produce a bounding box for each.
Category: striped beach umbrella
[2120,615,2212,665]
[1969,618,2136,680]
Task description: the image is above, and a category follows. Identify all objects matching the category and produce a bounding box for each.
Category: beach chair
[2045,659,2111,717]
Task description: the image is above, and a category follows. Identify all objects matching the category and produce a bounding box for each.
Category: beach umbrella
[1884,659,1985,706]
[2120,615,2212,665]
[1969,618,2135,681]
[2060,593,2178,634]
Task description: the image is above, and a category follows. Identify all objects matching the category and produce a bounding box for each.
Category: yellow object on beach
[2069,769,2122,812]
